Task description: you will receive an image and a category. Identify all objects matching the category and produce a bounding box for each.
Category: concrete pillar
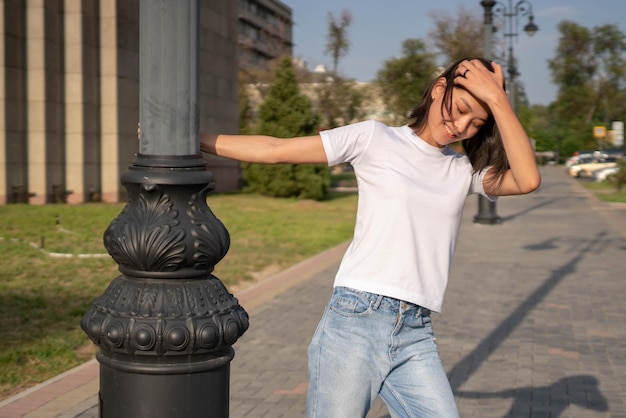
[26,0,46,204]
[99,0,120,203]
[64,0,84,203]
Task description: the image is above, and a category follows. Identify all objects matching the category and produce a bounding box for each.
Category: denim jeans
[306,287,459,418]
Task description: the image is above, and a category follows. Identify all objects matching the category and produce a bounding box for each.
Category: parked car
[592,166,619,182]
[568,157,618,177]
[565,153,594,168]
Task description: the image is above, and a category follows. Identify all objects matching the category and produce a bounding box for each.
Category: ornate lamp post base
[82,155,248,417]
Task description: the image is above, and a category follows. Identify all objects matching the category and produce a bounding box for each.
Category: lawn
[581,180,626,203]
[0,191,357,400]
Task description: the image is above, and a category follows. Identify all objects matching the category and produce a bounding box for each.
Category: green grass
[581,181,626,203]
[596,192,626,203]
[0,192,357,400]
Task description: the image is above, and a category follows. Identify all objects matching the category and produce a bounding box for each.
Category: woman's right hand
[453,59,507,109]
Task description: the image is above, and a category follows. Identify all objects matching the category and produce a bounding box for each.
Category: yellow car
[568,158,618,177]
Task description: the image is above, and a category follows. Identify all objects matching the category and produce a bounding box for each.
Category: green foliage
[257,58,318,137]
[427,5,484,62]
[242,56,330,200]
[518,104,557,153]
[242,164,330,201]
[294,165,331,200]
[376,39,438,124]
[548,21,626,153]
[316,78,364,128]
[608,160,626,191]
[582,176,626,202]
[238,77,254,134]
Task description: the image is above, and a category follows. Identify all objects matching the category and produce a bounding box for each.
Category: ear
[432,78,447,99]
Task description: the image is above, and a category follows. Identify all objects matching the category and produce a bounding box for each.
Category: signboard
[593,125,606,139]
[612,121,623,147]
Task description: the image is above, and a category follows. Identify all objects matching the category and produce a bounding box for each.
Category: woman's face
[420,79,490,148]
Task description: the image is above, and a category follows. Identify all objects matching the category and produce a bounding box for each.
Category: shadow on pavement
[455,375,608,417]
[498,198,557,223]
[446,231,611,410]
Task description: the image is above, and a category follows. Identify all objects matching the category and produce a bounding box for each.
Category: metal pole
[474,0,502,225]
[81,1,248,417]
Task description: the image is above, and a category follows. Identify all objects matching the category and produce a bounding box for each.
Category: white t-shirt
[321,120,495,313]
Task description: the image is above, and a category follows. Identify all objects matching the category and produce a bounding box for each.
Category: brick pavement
[1,164,625,417]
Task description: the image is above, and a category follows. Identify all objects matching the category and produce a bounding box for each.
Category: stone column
[26,0,46,204]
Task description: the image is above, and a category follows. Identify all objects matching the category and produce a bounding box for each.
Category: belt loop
[372,294,384,310]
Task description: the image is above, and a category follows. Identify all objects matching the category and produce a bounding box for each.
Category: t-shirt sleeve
[320,120,376,166]
[470,166,499,202]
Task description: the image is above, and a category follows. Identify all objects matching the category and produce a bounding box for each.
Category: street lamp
[81,2,249,416]
[497,0,538,113]
[474,0,538,225]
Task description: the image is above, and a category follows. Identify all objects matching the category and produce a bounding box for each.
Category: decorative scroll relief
[188,187,230,270]
[103,183,230,274]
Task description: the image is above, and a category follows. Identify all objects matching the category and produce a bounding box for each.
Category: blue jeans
[307,287,459,418]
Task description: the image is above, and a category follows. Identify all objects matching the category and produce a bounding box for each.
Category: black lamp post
[81,2,248,417]
[474,0,538,225]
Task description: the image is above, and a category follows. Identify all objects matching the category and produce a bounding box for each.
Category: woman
[201,58,540,417]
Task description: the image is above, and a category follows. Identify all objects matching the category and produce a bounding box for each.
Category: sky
[281,0,626,106]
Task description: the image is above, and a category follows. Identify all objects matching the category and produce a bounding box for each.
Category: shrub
[242,56,330,200]
[608,160,626,191]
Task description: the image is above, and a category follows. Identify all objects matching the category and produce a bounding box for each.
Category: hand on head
[453,59,506,106]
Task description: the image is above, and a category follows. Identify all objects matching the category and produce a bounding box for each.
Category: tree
[325,10,352,76]
[427,6,485,62]
[518,104,556,155]
[608,160,626,191]
[315,10,364,129]
[376,39,438,124]
[316,78,364,129]
[590,24,626,134]
[241,57,330,200]
[548,21,626,153]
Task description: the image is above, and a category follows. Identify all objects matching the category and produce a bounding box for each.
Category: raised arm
[456,60,541,196]
[484,93,541,196]
[199,133,328,165]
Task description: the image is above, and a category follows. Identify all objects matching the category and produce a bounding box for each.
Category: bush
[242,163,329,200]
[608,160,626,191]
[242,56,330,200]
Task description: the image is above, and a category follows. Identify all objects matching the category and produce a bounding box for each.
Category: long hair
[407,57,508,191]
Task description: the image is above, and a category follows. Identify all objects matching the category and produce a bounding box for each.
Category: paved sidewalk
[1,165,625,417]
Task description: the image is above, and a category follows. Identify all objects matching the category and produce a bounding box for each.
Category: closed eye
[460,97,488,125]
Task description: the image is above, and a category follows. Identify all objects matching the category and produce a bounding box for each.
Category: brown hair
[407,57,508,191]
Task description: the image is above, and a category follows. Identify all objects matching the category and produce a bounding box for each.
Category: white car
[565,153,593,168]
[568,158,618,177]
[592,166,619,182]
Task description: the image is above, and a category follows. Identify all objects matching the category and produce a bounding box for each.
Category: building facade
[238,0,292,71]
[0,0,244,204]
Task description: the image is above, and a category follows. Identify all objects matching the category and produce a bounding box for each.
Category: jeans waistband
[335,287,431,316]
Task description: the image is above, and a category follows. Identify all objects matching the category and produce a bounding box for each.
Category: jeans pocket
[328,288,373,317]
